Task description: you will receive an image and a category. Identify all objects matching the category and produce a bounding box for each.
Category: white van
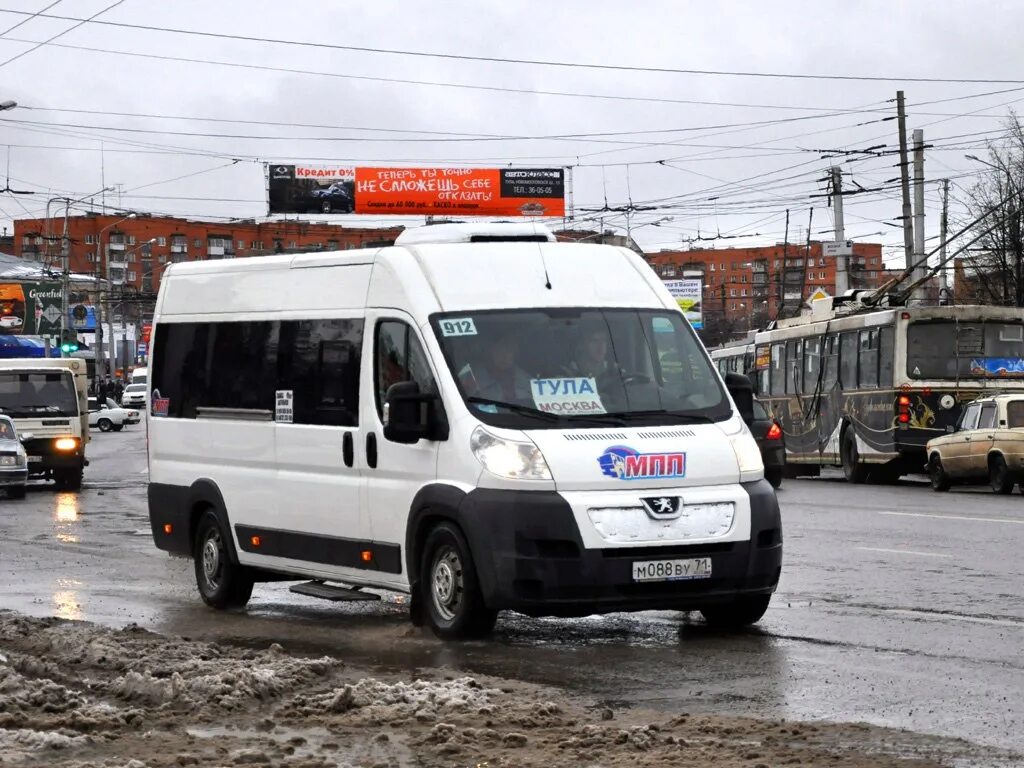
[147,223,781,638]
[130,367,148,386]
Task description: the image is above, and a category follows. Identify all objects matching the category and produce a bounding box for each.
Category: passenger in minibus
[469,331,532,403]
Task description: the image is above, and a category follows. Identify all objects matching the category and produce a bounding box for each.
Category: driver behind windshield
[0,420,13,440]
[469,330,532,403]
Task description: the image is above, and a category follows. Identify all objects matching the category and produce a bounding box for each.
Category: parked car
[926,394,1024,493]
[308,182,354,214]
[750,398,785,489]
[0,415,29,499]
[87,397,141,432]
[120,383,148,408]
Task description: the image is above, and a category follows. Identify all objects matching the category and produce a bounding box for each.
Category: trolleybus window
[907,321,1024,379]
[803,338,821,394]
[839,332,858,389]
[823,335,839,389]
[786,340,802,394]
[859,329,879,388]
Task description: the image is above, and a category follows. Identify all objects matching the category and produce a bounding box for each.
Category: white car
[121,383,148,407]
[88,397,141,432]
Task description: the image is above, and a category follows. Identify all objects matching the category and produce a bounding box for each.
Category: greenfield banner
[0,281,63,336]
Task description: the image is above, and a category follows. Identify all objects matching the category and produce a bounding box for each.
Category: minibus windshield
[0,371,79,418]
[432,308,730,428]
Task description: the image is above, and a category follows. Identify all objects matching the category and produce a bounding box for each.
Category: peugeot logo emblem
[640,496,682,519]
[275,166,289,174]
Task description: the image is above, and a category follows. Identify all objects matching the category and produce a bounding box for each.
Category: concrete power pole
[832,166,848,295]
[939,178,950,304]
[60,201,71,354]
[912,129,927,303]
[896,91,916,286]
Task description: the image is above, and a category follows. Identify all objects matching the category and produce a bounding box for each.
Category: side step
[289,581,381,602]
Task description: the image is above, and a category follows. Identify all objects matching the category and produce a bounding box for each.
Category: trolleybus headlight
[729,431,764,483]
[54,437,79,452]
[470,426,552,481]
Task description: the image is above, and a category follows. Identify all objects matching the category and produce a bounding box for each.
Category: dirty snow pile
[0,611,984,767]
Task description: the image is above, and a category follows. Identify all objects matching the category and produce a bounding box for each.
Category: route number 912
[440,318,478,337]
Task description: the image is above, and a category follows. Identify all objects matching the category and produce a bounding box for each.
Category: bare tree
[958,112,1024,306]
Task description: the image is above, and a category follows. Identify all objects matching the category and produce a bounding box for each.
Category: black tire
[989,454,1014,495]
[765,468,783,489]
[419,522,496,640]
[193,510,254,610]
[54,468,83,491]
[7,485,26,500]
[700,594,771,630]
[97,418,113,432]
[841,428,869,484]
[929,455,951,492]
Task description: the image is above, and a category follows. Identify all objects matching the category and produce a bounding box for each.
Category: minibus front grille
[563,432,628,441]
[600,542,736,558]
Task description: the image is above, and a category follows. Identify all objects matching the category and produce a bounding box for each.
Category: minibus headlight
[729,431,764,482]
[470,426,552,481]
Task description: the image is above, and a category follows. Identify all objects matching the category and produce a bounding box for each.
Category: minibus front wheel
[700,594,771,630]
[420,522,497,640]
[193,510,254,610]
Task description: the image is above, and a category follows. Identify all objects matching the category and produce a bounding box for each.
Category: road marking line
[854,546,951,558]
[879,510,1024,525]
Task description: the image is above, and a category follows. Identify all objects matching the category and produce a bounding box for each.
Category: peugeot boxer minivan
[147,223,781,638]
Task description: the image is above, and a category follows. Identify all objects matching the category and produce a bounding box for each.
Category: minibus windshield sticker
[598,445,687,481]
[970,357,1024,377]
[440,318,478,337]
[275,390,294,423]
[531,377,606,415]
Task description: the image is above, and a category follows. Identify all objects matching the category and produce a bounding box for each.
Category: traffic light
[60,329,79,355]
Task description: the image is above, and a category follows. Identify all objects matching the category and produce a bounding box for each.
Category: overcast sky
[1,0,1022,265]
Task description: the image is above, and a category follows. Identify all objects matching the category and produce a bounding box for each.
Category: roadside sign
[823,240,853,257]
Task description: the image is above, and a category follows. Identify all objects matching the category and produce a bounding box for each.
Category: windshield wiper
[600,409,720,424]
[466,397,563,422]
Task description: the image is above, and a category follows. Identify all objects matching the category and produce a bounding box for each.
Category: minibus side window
[278,319,363,427]
[376,321,437,416]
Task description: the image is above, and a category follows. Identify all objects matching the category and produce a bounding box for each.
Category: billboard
[0,282,63,336]
[663,279,703,330]
[267,165,566,217]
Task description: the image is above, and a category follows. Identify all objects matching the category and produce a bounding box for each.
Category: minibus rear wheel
[700,594,771,630]
[193,510,254,610]
[420,522,496,640]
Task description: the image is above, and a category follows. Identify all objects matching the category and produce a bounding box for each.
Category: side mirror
[383,381,448,444]
[724,372,754,425]
[19,432,34,442]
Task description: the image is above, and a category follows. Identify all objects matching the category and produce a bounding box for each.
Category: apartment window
[237,240,246,250]
[741,289,747,297]
[741,275,747,283]
[127,271,137,282]
[819,257,826,266]
[289,240,298,249]
[251,240,264,250]
[709,264,715,272]
[819,271,827,279]
[84,234,95,245]
[870,257,878,265]
[327,240,339,251]
[171,254,187,263]
[157,237,167,246]
[729,289,737,297]
[127,253,136,263]
[158,255,167,264]
[109,234,124,245]
[774,259,781,268]
[128,235,136,245]
[194,239,202,248]
[720,262,726,271]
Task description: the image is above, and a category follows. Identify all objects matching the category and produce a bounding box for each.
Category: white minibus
[147,223,781,638]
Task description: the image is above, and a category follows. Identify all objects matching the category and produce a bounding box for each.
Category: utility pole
[912,128,927,303]
[832,166,848,295]
[939,178,950,304]
[896,91,916,281]
[60,201,71,355]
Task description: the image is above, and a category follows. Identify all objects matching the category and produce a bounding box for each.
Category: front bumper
[22,437,85,475]
[0,468,28,486]
[457,481,782,617]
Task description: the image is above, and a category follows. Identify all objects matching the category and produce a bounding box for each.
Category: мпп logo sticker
[598,445,686,481]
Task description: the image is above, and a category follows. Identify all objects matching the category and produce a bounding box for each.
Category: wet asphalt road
[1,423,1022,758]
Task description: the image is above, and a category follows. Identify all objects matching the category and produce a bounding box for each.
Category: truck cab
[0,358,88,490]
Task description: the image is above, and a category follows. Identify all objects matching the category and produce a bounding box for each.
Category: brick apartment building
[12,214,404,296]
[645,241,887,332]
